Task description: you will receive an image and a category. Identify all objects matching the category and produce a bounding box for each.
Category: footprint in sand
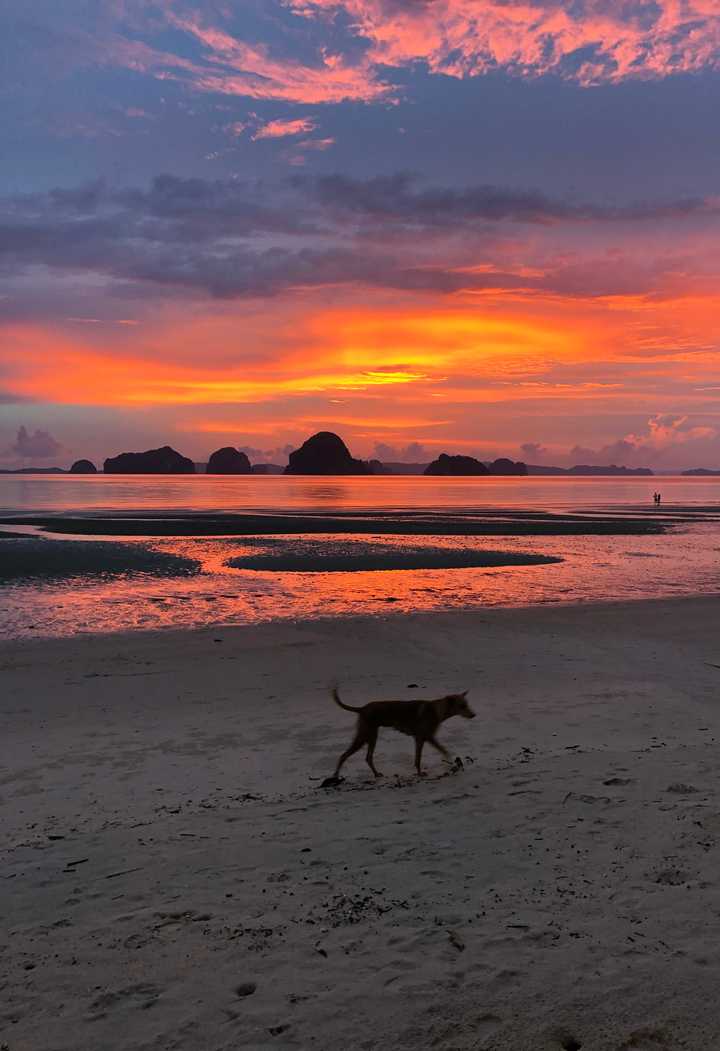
[87,982,162,1018]
[618,1026,670,1049]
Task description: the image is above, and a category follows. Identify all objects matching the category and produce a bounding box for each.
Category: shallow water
[1,474,719,640]
[1,524,719,640]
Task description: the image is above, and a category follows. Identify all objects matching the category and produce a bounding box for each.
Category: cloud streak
[81,2,720,108]
[287,0,720,86]
[135,11,393,104]
[1,174,717,305]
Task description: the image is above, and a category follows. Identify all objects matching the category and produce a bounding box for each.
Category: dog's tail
[331,686,361,713]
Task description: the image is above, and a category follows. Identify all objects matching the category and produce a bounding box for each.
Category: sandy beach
[3,599,720,1050]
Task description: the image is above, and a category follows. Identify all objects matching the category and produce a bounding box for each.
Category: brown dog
[331,686,475,779]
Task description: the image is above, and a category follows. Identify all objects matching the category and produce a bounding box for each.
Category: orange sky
[4,280,720,467]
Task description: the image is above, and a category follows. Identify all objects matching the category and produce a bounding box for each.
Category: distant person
[657,492,661,506]
[652,492,658,505]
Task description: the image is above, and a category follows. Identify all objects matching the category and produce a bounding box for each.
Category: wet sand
[3,598,720,1049]
[0,509,667,536]
[0,537,199,582]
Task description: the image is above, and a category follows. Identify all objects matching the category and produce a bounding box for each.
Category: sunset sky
[2,0,720,469]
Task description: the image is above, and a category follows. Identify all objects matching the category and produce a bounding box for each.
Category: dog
[330,686,475,779]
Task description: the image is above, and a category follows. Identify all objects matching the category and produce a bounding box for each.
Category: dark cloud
[0,173,717,309]
[237,444,293,462]
[10,425,62,459]
[520,441,546,461]
[373,441,428,462]
[301,173,718,226]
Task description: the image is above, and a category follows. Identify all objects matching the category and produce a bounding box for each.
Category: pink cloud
[164,15,391,103]
[59,2,720,110]
[287,0,720,86]
[253,117,318,139]
[285,136,336,165]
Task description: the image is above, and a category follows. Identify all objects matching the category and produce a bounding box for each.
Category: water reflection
[1,473,719,518]
[296,483,351,505]
[2,525,719,640]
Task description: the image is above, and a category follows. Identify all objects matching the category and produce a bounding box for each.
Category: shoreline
[4,598,720,1048]
[3,590,720,651]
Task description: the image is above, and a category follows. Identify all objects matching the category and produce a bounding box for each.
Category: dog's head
[447,690,475,719]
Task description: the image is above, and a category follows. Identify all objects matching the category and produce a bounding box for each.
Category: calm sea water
[1,474,719,639]
[2,472,720,516]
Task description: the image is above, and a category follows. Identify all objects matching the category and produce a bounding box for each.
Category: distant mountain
[487,457,528,476]
[425,454,489,476]
[682,468,720,476]
[0,467,66,474]
[527,464,654,476]
[285,432,371,475]
[251,463,285,475]
[424,454,528,476]
[376,461,429,475]
[104,445,195,474]
[70,459,97,474]
[525,465,568,475]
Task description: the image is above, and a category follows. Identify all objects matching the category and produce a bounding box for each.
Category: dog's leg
[365,727,382,777]
[414,736,426,776]
[334,730,367,778]
[428,736,451,763]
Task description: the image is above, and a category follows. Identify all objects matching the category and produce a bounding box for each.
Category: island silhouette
[284,432,372,475]
[5,430,703,476]
[206,447,252,474]
[104,445,195,474]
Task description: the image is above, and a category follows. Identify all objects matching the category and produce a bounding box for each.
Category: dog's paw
[320,775,343,789]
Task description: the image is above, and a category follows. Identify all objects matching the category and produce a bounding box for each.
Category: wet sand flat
[3,599,720,1049]
[1,509,668,536]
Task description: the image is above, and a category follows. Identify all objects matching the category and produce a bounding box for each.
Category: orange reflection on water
[3,525,720,640]
[5,472,717,516]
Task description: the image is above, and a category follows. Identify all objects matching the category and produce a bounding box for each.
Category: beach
[3,598,720,1050]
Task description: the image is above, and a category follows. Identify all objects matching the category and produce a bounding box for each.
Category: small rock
[235,982,257,998]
